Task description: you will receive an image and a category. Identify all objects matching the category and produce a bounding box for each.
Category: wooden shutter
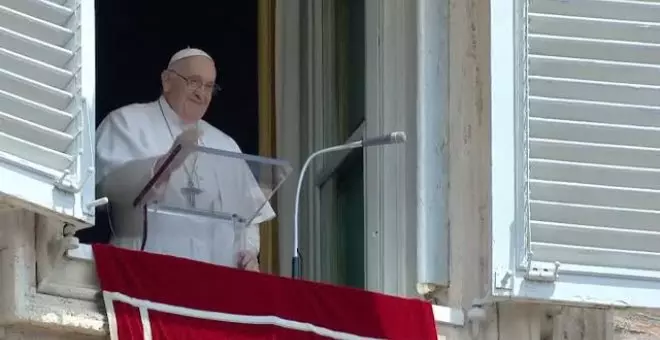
[0,0,95,226]
[491,0,660,309]
[528,0,660,274]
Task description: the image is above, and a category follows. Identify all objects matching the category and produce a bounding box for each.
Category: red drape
[93,244,438,339]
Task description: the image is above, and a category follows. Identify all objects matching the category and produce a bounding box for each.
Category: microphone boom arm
[292,140,362,278]
[291,131,406,279]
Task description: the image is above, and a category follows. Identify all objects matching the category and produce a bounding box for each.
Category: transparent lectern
[131,145,292,268]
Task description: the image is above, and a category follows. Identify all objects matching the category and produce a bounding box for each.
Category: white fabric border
[102,290,381,340]
[103,292,120,340]
[139,307,153,340]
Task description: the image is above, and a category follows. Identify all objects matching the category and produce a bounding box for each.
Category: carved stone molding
[0,209,106,336]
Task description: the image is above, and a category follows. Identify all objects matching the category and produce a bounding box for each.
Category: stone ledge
[4,290,106,337]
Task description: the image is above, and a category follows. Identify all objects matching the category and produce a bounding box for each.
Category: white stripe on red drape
[139,306,152,340]
[104,291,120,340]
[93,244,438,339]
[104,291,381,340]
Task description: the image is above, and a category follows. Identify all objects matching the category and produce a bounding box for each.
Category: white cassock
[96,96,275,267]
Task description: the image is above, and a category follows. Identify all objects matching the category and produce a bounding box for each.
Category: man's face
[162,56,217,123]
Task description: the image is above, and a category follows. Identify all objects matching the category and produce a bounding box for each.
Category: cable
[140,205,148,251]
[106,203,116,241]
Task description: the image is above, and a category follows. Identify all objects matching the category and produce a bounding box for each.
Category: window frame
[283,0,415,295]
[304,0,367,287]
[490,0,660,309]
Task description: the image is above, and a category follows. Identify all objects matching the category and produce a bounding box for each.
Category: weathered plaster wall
[437,0,493,337]
[445,0,492,317]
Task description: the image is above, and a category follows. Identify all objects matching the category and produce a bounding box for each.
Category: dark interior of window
[76,0,259,244]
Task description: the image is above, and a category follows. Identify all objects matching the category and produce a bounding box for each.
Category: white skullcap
[168,47,213,67]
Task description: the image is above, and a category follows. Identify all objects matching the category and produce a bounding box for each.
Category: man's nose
[193,89,204,101]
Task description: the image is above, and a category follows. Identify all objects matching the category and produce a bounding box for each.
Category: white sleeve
[99,156,161,207]
[97,108,169,205]
[96,107,150,185]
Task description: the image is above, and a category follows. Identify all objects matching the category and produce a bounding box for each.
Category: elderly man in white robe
[96,48,273,271]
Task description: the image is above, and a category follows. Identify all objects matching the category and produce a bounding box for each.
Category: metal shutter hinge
[494,268,513,290]
[55,167,94,193]
[524,261,560,282]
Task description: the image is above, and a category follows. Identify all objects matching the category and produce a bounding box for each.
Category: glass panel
[319,179,338,282]
[320,149,365,288]
[335,0,365,141]
[110,145,292,267]
[336,149,365,288]
[134,146,291,223]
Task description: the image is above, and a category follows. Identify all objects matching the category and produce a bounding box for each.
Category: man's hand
[174,127,203,152]
[153,127,203,181]
[237,250,260,272]
[166,127,203,170]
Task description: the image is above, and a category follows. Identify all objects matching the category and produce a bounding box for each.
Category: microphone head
[390,131,407,144]
[361,131,408,147]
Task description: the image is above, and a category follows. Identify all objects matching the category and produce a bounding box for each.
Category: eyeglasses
[168,70,222,96]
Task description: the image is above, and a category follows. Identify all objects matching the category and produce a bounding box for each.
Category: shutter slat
[0,5,73,47]
[0,68,72,110]
[531,201,660,233]
[532,221,660,254]
[0,132,71,171]
[530,76,660,107]
[530,34,660,65]
[531,159,660,191]
[531,0,660,23]
[0,111,72,152]
[531,242,660,272]
[530,56,660,86]
[530,13,660,44]
[0,89,72,131]
[530,117,660,149]
[0,26,72,67]
[531,139,660,169]
[0,47,72,88]
[49,0,68,6]
[530,97,660,127]
[530,180,660,211]
[2,0,73,26]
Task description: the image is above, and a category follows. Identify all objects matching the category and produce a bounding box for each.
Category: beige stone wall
[445,0,491,313]
[439,0,492,337]
[0,326,106,340]
[615,311,660,340]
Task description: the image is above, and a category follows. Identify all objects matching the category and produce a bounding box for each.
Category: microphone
[292,131,408,279]
[361,131,407,147]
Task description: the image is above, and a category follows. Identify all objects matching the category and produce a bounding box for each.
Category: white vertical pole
[416,0,450,288]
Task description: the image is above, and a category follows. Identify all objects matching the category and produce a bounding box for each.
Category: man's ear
[161,70,170,92]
